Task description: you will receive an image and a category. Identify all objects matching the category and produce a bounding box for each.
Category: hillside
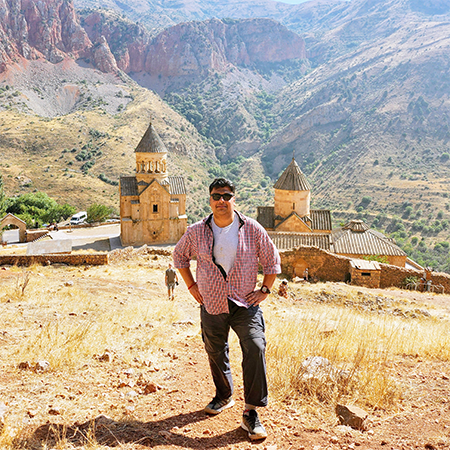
[1,0,450,270]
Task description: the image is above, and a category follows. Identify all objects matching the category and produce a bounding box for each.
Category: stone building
[257,158,410,279]
[119,123,187,246]
[332,219,407,267]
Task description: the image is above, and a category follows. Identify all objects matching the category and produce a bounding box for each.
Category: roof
[120,176,138,196]
[120,176,186,196]
[310,210,332,231]
[268,232,331,251]
[274,158,311,191]
[332,223,406,257]
[343,219,370,232]
[257,206,331,231]
[135,123,168,154]
[165,176,187,195]
[350,259,381,271]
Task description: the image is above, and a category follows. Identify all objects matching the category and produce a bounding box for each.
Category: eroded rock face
[80,14,307,78]
[0,0,91,69]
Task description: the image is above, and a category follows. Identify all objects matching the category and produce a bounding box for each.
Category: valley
[0,0,450,271]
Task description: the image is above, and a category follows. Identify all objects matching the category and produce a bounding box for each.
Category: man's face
[209,186,236,219]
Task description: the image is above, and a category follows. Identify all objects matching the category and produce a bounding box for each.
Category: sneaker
[204,396,235,415]
[241,409,268,440]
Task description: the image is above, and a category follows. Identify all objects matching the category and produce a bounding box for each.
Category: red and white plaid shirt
[173,211,281,314]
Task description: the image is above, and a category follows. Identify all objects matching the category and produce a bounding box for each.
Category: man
[165,263,178,300]
[173,178,281,440]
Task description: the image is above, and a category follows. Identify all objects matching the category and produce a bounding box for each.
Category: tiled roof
[166,176,187,195]
[120,176,138,196]
[268,232,331,251]
[332,226,406,257]
[274,158,311,191]
[135,123,168,154]
[310,209,332,231]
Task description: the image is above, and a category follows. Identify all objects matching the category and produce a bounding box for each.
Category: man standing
[173,178,281,440]
[165,263,178,300]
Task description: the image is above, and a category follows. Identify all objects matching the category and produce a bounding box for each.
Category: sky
[274,0,309,3]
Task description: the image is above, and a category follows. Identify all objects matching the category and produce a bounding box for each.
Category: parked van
[70,211,87,225]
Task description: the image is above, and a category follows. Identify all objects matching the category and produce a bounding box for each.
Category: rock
[141,382,159,394]
[336,404,368,430]
[98,351,113,362]
[64,281,74,287]
[18,361,32,370]
[35,361,50,373]
[48,407,61,415]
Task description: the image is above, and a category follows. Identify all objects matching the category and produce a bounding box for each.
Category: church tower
[119,122,187,245]
[274,157,311,223]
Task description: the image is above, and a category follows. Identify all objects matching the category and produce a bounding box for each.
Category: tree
[6,192,76,228]
[87,203,113,223]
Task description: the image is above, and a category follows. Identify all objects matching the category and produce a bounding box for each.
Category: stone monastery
[257,157,410,270]
[119,123,187,246]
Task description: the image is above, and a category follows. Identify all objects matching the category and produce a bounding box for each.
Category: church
[119,123,187,246]
[257,157,409,269]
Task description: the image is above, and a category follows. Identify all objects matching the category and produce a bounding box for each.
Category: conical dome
[343,219,370,232]
[135,123,168,153]
[274,158,311,191]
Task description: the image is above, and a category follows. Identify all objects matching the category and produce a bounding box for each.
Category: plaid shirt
[173,211,281,314]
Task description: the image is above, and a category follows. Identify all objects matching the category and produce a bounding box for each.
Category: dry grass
[0,257,449,448]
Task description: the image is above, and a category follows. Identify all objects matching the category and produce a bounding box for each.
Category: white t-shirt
[211,214,239,275]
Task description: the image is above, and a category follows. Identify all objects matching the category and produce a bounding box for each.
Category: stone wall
[280,246,350,281]
[0,254,108,267]
[281,246,450,293]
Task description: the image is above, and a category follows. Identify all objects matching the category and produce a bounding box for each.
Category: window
[153,204,158,213]
[361,272,371,277]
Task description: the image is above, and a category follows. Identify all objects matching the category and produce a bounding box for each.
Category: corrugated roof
[135,123,168,154]
[274,158,311,191]
[268,232,331,251]
[120,176,138,196]
[332,228,406,257]
[310,210,332,231]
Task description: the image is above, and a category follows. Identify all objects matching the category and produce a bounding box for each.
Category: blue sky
[274,0,309,4]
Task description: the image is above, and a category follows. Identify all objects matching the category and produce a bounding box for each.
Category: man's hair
[209,178,235,194]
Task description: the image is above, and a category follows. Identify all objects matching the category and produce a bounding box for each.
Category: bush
[87,203,114,223]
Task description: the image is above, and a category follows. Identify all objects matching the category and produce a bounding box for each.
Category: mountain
[73,0,336,34]
[1,0,450,271]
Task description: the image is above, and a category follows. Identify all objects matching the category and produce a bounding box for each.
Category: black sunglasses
[210,193,235,201]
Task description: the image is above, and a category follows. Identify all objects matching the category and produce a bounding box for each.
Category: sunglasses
[210,193,235,201]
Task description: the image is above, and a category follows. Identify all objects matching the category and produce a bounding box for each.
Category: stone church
[257,157,409,270]
[257,157,332,248]
[119,123,187,246]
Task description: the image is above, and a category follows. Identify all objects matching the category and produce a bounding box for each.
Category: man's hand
[188,283,204,305]
[245,289,268,306]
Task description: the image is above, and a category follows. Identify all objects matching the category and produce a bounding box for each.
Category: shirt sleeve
[173,225,196,269]
[254,221,281,275]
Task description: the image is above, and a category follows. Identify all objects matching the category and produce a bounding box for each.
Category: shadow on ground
[28,411,249,449]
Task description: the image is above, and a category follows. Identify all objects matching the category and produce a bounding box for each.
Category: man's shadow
[28,409,251,448]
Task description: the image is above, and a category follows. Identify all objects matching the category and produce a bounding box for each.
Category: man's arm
[178,267,204,305]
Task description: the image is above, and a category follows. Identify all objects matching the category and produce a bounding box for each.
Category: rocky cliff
[0,0,119,72]
[0,0,89,70]
[80,13,307,79]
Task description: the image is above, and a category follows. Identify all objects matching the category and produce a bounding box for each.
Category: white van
[70,211,87,225]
